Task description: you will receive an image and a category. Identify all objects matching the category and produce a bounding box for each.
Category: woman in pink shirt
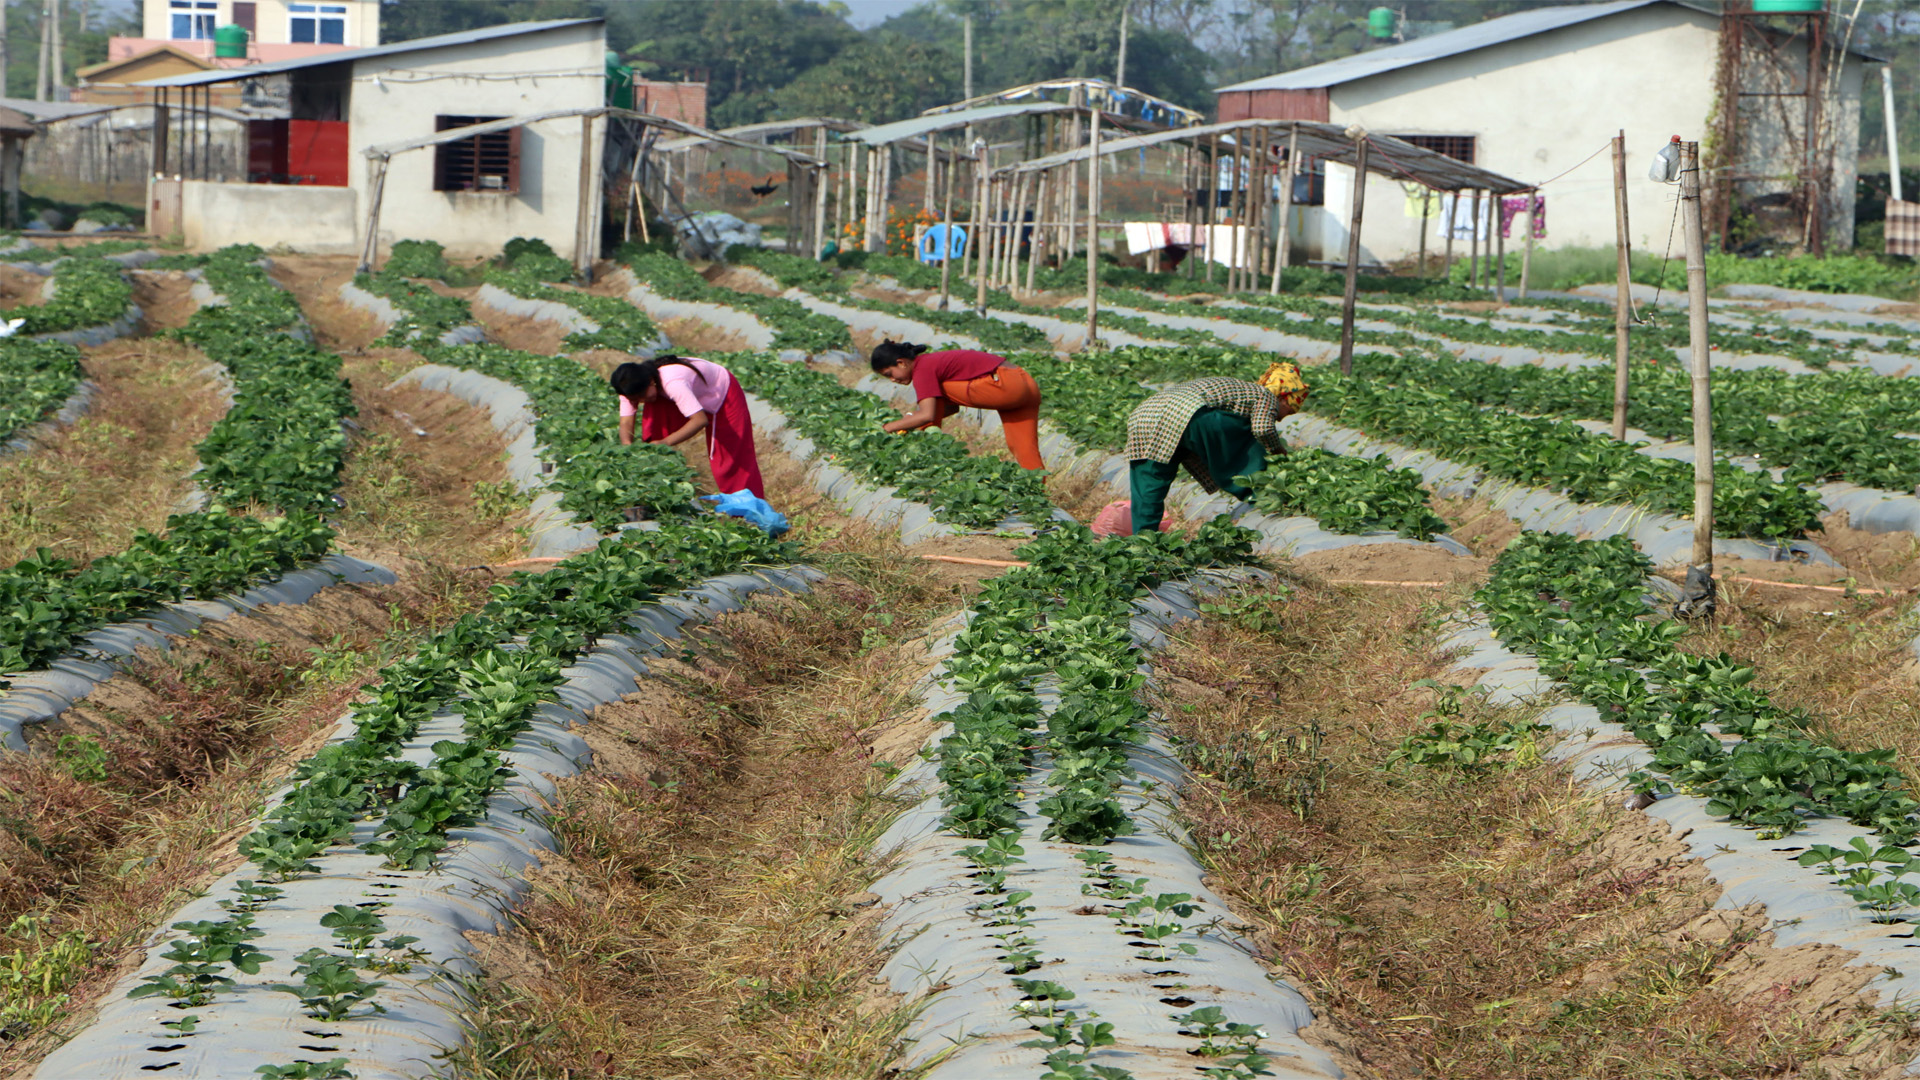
[611,356,766,499]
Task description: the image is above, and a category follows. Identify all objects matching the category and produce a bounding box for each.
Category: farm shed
[1216,0,1880,263]
[137,17,609,259]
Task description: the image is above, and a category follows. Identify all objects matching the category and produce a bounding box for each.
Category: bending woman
[611,355,766,499]
[873,342,1045,470]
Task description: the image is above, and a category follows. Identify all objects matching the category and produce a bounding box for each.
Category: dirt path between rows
[0,273,224,566]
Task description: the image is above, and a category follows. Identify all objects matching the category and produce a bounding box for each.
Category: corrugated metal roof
[138,17,601,88]
[999,118,1533,194]
[841,101,1074,147]
[1217,0,1666,93]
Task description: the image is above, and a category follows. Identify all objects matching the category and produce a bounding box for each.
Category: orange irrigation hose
[1725,575,1910,597]
[918,554,1030,567]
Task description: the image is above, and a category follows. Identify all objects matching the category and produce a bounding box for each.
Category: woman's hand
[884,397,941,434]
[656,411,711,447]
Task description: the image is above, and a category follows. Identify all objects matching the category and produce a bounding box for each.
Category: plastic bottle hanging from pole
[1649,135,1682,183]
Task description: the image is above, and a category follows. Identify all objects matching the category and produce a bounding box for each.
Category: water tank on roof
[213,23,249,58]
[1367,7,1396,38]
[1752,0,1824,11]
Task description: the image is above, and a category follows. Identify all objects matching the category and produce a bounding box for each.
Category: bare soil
[0,265,48,310]
[128,269,202,331]
[1291,541,1489,585]
[470,290,566,355]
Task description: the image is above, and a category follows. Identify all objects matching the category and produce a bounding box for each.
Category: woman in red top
[872,342,1045,470]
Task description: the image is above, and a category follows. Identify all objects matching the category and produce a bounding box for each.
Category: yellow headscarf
[1257,361,1309,412]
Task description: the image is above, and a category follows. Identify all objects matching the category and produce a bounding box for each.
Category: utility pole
[35,0,49,102]
[1083,102,1101,350]
[1611,131,1632,440]
[47,0,59,99]
[1115,3,1129,88]
[1677,139,1717,620]
[1,0,10,102]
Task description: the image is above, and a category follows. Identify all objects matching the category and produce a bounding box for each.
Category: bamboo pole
[1271,127,1295,294]
[1026,170,1048,295]
[1679,139,1716,614]
[976,168,997,316]
[1611,131,1632,440]
[1006,172,1028,288]
[1493,194,1506,299]
[1442,190,1455,280]
[1338,137,1369,376]
[574,114,595,280]
[1417,189,1430,276]
[937,134,957,310]
[1065,99,1081,260]
[1518,189,1535,298]
[1083,102,1103,350]
[1184,142,1198,279]
[1252,126,1272,290]
[1469,189,1483,287]
[962,144,982,296]
[1205,131,1218,283]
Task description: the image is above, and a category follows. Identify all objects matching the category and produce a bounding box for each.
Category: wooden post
[962,145,983,296]
[1271,127,1295,293]
[1611,131,1632,440]
[1468,189,1483,288]
[1518,189,1535,299]
[923,137,936,214]
[574,114,596,281]
[976,167,996,315]
[1083,102,1102,350]
[1205,130,1219,283]
[1493,194,1506,299]
[1417,188,1430,276]
[1064,98,1081,260]
[1679,139,1716,613]
[812,128,829,260]
[357,155,390,273]
[1026,170,1047,295]
[938,135,958,310]
[1004,172,1026,288]
[1338,137,1369,376]
[875,145,893,253]
[151,97,169,177]
[1184,142,1198,279]
[1442,189,1455,281]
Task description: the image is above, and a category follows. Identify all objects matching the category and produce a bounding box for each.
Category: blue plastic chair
[918,223,968,264]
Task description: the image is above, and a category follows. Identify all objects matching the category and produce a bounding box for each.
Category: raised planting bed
[1435,532,1920,1039]
[870,520,1343,1078]
[0,244,370,735]
[623,251,850,354]
[478,265,670,354]
[34,523,810,1080]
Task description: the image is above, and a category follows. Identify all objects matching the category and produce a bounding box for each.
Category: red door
[287,119,349,186]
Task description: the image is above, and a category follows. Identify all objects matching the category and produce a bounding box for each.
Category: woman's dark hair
[869,341,929,374]
[610,355,705,397]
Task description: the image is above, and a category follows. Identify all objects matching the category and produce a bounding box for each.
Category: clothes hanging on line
[1437,193,1490,241]
[1499,194,1547,239]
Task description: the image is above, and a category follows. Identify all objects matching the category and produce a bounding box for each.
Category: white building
[115,0,380,63]
[138,18,606,260]
[1215,0,1879,265]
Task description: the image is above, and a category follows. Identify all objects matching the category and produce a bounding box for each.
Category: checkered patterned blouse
[1122,377,1290,492]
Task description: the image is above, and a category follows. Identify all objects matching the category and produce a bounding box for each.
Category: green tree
[608,0,861,126]
[770,32,960,124]
[377,0,600,44]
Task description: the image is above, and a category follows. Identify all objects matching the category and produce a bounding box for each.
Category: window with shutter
[431,116,520,194]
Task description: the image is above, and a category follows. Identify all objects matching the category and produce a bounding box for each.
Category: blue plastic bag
[702,490,790,537]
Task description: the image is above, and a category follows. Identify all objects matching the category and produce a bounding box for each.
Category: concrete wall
[140,0,378,49]
[166,177,358,252]
[347,21,605,260]
[1300,4,1867,265]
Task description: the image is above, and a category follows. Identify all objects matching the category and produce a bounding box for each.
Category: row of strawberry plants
[482,264,664,352]
[0,338,83,442]
[622,250,852,353]
[15,255,135,335]
[1480,531,1917,843]
[725,248,1054,354]
[354,268,472,345]
[725,349,1056,529]
[0,246,348,677]
[921,521,1293,1078]
[415,341,696,529]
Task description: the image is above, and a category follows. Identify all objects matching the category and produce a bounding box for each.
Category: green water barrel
[605,50,634,110]
[1753,0,1824,12]
[213,23,248,59]
[1367,7,1396,37]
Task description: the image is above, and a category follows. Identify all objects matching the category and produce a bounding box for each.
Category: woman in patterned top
[1122,363,1308,536]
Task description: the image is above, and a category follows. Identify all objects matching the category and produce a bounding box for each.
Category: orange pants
[932,365,1045,470]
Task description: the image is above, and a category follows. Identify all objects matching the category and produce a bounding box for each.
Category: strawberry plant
[0,337,82,443]
[624,251,851,353]
[19,256,133,335]
[255,1060,353,1080]
[354,270,472,344]
[270,948,385,1021]
[483,263,664,352]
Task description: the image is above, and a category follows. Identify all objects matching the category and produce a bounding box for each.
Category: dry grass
[0,576,469,1070]
[0,338,224,565]
[1150,573,1920,1079]
[451,568,959,1080]
[1672,582,1920,777]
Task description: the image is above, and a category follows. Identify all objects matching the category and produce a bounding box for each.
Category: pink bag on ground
[1090,499,1173,537]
